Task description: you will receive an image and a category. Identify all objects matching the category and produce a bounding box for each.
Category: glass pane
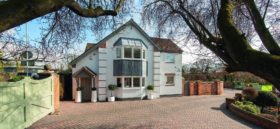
[166,76,174,85]
[117,78,122,87]
[143,50,145,59]
[142,77,145,86]
[133,78,140,87]
[134,48,141,58]
[124,78,132,88]
[116,48,121,58]
[165,53,175,62]
[124,48,132,58]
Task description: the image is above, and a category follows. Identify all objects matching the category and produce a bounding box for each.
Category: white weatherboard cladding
[160,53,182,95]
[98,48,107,101]
[101,24,154,99]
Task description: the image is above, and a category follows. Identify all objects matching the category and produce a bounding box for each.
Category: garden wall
[229,104,279,129]
[188,81,223,95]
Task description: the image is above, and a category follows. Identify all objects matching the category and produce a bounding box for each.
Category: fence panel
[0,77,54,129]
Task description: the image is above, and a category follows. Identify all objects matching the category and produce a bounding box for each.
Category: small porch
[73,67,97,102]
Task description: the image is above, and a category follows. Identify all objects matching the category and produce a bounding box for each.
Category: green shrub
[147,85,154,91]
[108,84,117,97]
[254,91,278,111]
[108,84,117,91]
[242,87,258,101]
[234,101,261,115]
[8,76,24,82]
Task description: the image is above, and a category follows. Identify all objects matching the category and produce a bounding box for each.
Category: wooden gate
[0,77,54,129]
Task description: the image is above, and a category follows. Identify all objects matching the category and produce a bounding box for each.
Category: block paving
[29,89,260,129]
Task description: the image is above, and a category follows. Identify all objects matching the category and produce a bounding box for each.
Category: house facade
[70,19,183,102]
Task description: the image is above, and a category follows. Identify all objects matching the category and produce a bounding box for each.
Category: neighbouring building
[70,19,183,102]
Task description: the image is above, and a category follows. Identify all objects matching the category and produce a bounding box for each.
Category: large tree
[0,0,125,32]
[0,0,128,63]
[143,0,280,90]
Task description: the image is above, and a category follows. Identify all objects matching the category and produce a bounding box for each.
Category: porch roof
[73,67,97,78]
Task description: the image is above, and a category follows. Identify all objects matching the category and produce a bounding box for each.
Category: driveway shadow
[211,103,262,129]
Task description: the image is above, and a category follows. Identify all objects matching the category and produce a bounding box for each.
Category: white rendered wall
[71,50,99,100]
[102,24,155,99]
[159,53,182,95]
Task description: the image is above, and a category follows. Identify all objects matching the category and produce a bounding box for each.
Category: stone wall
[188,81,223,95]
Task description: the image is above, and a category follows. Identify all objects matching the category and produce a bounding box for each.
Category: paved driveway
[29,89,260,129]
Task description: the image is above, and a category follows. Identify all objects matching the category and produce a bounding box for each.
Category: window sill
[121,87,145,90]
[165,84,175,86]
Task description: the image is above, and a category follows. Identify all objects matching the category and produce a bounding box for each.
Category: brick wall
[52,73,60,114]
[188,81,224,95]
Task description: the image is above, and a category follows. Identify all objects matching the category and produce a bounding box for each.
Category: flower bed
[228,103,279,129]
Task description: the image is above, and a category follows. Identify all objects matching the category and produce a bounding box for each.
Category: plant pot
[75,90,82,103]
[91,90,97,102]
[108,96,115,102]
[147,92,155,100]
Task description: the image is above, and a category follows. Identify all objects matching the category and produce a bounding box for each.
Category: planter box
[147,93,156,100]
[91,90,97,102]
[228,104,279,129]
[75,91,82,103]
[225,98,235,109]
[108,96,115,102]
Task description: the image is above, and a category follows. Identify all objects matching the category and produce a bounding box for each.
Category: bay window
[117,77,145,88]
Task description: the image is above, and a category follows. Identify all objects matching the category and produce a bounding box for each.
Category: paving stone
[28,89,260,129]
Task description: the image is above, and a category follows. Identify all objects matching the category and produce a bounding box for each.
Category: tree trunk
[217,0,280,91]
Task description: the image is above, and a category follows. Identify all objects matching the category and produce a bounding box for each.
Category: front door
[81,77,92,102]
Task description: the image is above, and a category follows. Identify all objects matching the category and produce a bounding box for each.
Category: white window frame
[165,75,175,86]
[115,46,146,60]
[116,76,145,89]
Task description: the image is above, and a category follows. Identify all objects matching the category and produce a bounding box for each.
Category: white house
[70,19,183,102]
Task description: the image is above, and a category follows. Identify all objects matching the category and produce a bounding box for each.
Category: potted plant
[108,84,116,102]
[91,87,97,102]
[147,85,155,100]
[75,87,82,103]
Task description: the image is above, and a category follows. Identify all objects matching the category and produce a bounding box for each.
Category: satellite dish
[21,51,33,59]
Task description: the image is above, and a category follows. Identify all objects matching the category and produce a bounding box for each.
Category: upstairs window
[165,53,175,63]
[134,48,141,58]
[116,48,122,58]
[142,50,145,59]
[124,48,132,58]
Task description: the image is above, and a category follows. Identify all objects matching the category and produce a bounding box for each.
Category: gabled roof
[70,19,161,65]
[73,66,97,77]
[151,37,183,53]
[85,43,96,52]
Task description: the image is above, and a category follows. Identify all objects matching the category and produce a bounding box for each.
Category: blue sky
[12,1,194,64]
